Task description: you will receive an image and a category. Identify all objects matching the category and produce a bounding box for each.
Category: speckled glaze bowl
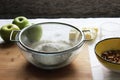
[95,38,120,72]
[11,22,85,69]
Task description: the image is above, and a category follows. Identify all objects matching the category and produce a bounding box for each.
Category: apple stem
[7,25,12,29]
[19,18,23,21]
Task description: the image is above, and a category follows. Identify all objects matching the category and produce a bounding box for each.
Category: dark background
[0,0,120,19]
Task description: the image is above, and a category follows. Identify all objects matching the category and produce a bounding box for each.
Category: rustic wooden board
[0,42,92,80]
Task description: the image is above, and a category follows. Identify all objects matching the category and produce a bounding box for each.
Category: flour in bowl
[32,40,73,52]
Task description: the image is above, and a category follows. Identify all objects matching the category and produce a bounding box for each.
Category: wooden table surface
[0,42,92,80]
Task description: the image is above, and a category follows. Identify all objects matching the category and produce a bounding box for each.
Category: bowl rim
[17,22,85,54]
[95,37,120,65]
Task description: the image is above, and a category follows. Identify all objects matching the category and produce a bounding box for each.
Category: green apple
[24,25,42,42]
[0,24,20,42]
[12,16,29,29]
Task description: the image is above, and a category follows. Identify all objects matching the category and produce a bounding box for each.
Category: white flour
[33,40,73,52]
[32,40,73,66]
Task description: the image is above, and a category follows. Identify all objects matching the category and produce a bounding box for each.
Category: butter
[82,27,98,40]
[69,29,80,41]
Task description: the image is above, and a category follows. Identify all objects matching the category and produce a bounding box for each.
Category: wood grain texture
[0,42,92,80]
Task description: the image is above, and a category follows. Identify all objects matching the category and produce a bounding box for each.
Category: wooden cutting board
[0,42,92,80]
